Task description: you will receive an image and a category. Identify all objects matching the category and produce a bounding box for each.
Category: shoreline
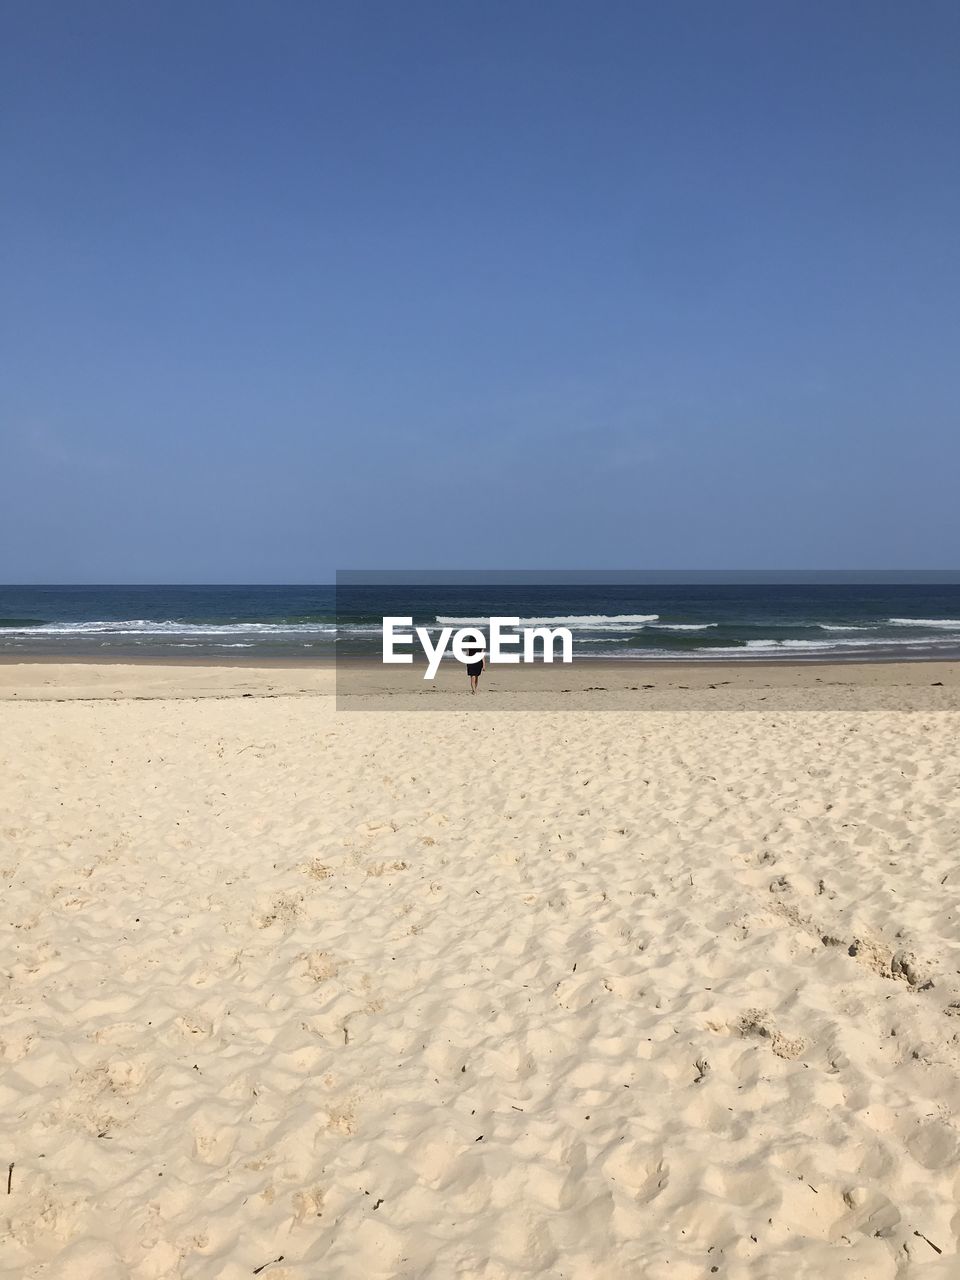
[1,650,960,670]
[2,658,958,706]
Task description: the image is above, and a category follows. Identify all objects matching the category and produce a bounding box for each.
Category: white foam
[435,614,659,629]
[723,635,960,654]
[0,619,337,637]
[888,618,960,628]
[651,623,718,631]
[594,632,960,660]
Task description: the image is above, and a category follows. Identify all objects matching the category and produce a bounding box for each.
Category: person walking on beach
[465,638,486,694]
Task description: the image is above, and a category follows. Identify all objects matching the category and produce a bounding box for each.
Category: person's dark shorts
[467,660,483,677]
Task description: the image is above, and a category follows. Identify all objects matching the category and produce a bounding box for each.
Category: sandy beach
[3,661,960,1279]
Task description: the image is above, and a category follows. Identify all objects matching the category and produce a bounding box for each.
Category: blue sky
[2,1,958,581]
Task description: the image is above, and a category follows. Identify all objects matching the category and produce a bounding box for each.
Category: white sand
[2,664,960,1278]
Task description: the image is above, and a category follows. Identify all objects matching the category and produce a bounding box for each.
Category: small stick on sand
[913,1230,943,1255]
[6,1162,12,1194]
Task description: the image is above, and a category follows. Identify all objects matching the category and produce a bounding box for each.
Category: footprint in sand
[734,1009,806,1060]
[603,1145,670,1203]
[905,1119,959,1171]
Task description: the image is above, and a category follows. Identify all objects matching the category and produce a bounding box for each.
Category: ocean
[3,582,960,662]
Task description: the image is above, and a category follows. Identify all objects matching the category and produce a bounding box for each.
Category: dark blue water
[3,583,960,661]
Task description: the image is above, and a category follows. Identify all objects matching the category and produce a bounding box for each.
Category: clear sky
[2,1,958,581]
